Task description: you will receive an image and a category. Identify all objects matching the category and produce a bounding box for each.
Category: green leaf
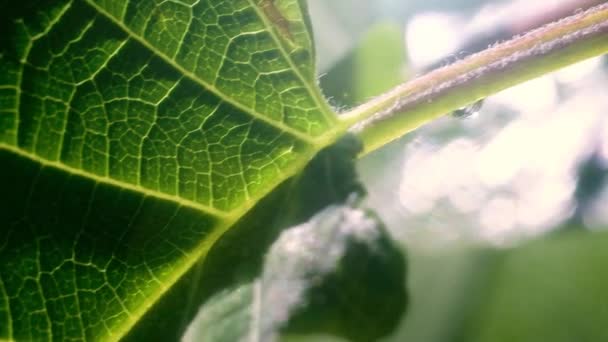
[463,229,608,342]
[123,134,370,341]
[320,23,408,108]
[392,229,608,342]
[0,1,349,340]
[184,204,408,342]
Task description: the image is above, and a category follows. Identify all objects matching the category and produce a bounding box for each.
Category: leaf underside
[0,1,341,341]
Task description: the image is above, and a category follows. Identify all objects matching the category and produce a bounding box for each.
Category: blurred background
[308,0,608,341]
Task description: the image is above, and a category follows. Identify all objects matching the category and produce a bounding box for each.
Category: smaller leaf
[320,23,408,108]
[183,205,407,342]
[463,229,608,342]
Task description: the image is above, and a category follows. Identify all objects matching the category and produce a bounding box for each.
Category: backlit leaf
[0,1,347,340]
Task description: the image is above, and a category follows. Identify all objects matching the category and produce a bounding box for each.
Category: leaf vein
[0,143,231,218]
[0,277,12,341]
[247,0,337,126]
[83,0,318,145]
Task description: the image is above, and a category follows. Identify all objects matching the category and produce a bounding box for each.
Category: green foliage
[2,0,607,341]
[393,229,608,342]
[321,23,407,108]
[0,1,356,340]
[463,229,608,342]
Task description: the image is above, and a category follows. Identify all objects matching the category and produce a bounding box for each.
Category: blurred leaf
[321,23,407,108]
[462,229,608,342]
[390,228,608,342]
[179,134,408,342]
[184,204,408,342]
[392,247,499,342]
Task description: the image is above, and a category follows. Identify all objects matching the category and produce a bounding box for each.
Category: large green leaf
[0,1,348,340]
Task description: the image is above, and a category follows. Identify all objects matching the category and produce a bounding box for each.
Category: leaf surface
[0,1,344,340]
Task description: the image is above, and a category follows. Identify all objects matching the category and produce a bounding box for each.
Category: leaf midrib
[0,143,230,218]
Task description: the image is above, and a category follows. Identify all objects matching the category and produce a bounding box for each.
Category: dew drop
[452,99,484,119]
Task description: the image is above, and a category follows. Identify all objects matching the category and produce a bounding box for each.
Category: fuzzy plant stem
[341,3,608,155]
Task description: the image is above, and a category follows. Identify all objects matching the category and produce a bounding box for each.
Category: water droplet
[452,99,484,119]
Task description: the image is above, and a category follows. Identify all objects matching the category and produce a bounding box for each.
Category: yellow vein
[0,277,12,341]
[33,238,53,341]
[83,0,319,146]
[12,1,73,146]
[0,143,230,218]
[105,216,235,342]
[72,181,98,342]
